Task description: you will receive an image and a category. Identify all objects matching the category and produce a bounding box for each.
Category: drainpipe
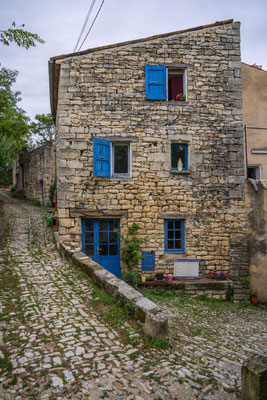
[244,125,248,180]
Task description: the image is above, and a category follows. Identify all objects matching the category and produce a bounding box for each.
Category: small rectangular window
[247,165,261,180]
[171,144,188,170]
[112,143,130,177]
[168,69,186,101]
[164,219,185,253]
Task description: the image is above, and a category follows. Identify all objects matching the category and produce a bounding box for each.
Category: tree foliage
[29,114,54,146]
[0,66,29,185]
[0,22,45,49]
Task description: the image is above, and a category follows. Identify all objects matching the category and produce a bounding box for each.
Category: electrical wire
[73,0,97,52]
[78,0,105,52]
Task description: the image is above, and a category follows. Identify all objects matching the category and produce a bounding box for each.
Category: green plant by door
[117,223,148,270]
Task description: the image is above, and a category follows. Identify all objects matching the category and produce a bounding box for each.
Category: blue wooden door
[82,219,121,278]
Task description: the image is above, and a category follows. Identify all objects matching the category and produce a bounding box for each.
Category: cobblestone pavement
[0,191,266,400]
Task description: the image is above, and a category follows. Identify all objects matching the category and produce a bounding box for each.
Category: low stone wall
[56,239,168,339]
[139,280,233,299]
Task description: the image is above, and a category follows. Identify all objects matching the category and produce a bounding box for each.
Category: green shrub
[122,270,140,289]
[225,283,234,302]
[117,223,147,269]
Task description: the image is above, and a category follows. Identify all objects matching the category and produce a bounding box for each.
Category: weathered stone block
[241,354,267,400]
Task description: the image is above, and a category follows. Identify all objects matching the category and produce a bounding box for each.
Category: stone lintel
[158,213,188,219]
[70,209,128,218]
[108,137,138,142]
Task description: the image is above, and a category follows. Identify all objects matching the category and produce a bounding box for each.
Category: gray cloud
[1,0,267,120]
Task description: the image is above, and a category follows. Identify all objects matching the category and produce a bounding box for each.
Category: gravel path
[0,190,266,399]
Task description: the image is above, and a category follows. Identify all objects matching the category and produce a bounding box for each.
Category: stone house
[242,62,267,180]
[49,19,248,287]
[242,63,267,303]
[13,142,55,206]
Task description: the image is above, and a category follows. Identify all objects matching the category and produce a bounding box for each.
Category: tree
[0,66,30,185]
[0,22,45,49]
[29,114,54,146]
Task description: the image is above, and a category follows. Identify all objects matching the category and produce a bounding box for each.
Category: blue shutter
[145,65,166,100]
[93,138,110,177]
[142,251,155,271]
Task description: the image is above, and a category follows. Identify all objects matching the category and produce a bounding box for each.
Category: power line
[73,0,97,52]
[78,0,105,52]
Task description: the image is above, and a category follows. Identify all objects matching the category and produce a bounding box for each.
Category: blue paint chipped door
[82,219,121,278]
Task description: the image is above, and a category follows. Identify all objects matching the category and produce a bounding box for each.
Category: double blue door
[82,219,121,278]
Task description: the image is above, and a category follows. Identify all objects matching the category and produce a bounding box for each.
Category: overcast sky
[1,0,267,121]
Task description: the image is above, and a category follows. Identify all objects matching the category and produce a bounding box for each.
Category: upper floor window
[112,143,130,178]
[171,143,188,171]
[145,64,186,101]
[93,138,130,178]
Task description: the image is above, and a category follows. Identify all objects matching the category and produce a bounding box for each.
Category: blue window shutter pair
[93,138,110,177]
[145,65,166,100]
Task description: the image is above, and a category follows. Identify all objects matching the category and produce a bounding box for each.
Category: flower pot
[141,276,146,283]
[168,274,173,282]
[250,295,257,305]
[156,273,164,281]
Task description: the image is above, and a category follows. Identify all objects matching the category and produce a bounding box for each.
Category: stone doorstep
[56,239,168,340]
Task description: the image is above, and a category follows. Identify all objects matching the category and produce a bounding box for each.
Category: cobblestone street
[0,191,266,400]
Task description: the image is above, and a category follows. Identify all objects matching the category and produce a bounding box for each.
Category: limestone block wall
[15,142,55,205]
[54,21,248,281]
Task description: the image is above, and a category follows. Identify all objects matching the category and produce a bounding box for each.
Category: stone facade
[13,142,55,205]
[50,20,249,289]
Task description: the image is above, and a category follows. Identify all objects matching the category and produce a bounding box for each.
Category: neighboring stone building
[49,19,248,292]
[242,63,267,303]
[242,63,267,179]
[13,142,55,205]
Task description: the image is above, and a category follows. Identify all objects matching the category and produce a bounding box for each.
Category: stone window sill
[170,170,191,175]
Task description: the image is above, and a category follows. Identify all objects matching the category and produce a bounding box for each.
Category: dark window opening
[171,144,188,170]
[168,70,184,101]
[247,166,261,180]
[113,143,129,176]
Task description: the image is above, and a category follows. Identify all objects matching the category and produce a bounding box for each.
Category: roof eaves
[50,19,234,62]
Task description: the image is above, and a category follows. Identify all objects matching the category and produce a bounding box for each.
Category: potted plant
[250,290,258,305]
[176,93,186,102]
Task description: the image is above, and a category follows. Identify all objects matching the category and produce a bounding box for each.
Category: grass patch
[91,284,169,351]
[0,353,13,373]
[143,289,178,301]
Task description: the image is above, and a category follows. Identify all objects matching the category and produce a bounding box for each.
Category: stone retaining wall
[140,280,233,299]
[56,238,168,339]
[13,142,55,205]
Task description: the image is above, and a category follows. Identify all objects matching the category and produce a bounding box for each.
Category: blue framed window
[93,138,131,178]
[145,65,187,101]
[171,144,188,170]
[164,219,185,253]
